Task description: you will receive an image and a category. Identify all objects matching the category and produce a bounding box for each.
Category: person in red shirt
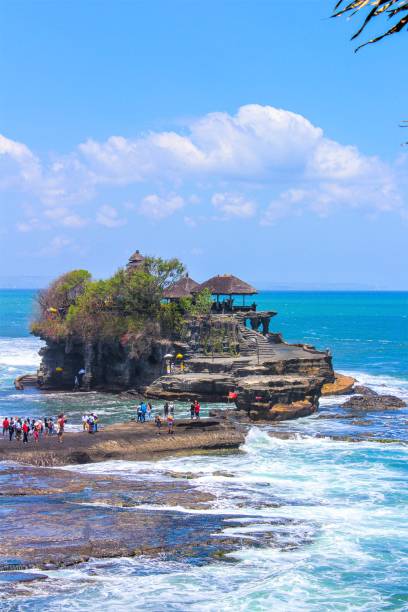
[22,420,30,444]
[57,414,66,443]
[194,400,200,420]
[2,418,9,436]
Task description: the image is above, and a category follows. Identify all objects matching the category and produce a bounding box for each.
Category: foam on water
[9,427,408,611]
[341,369,408,400]
[0,337,42,369]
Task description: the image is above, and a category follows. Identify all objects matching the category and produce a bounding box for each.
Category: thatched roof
[195,274,257,296]
[163,275,200,299]
[127,250,145,270]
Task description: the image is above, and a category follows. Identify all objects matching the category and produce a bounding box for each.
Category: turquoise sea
[0,289,407,611]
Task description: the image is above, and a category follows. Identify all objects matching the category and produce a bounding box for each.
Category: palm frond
[332,0,408,50]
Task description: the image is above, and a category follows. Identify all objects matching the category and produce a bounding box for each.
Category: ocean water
[0,289,407,611]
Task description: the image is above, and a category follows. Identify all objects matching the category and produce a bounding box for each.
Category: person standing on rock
[33,421,41,443]
[8,418,14,441]
[2,417,9,436]
[155,414,162,434]
[87,414,95,433]
[167,413,175,435]
[22,420,29,444]
[48,418,54,436]
[57,414,66,443]
[190,401,195,420]
[15,420,22,441]
[73,375,80,391]
[169,402,175,416]
[78,368,86,388]
[194,400,200,420]
[164,402,169,418]
[146,402,152,421]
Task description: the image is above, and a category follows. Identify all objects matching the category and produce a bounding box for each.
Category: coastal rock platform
[0,419,245,467]
[0,459,312,572]
[145,342,333,421]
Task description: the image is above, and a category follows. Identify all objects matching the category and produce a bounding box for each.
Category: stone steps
[239,327,277,358]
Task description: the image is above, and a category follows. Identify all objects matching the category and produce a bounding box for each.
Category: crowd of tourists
[81,413,99,433]
[136,401,153,422]
[2,399,203,443]
[135,399,202,435]
[2,414,67,444]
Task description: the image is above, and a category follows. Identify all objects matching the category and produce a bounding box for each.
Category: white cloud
[44,207,87,228]
[184,216,198,227]
[96,205,126,228]
[38,235,73,256]
[211,192,256,218]
[16,222,36,233]
[1,104,406,227]
[261,175,404,225]
[139,194,184,220]
[74,105,323,183]
[0,134,42,190]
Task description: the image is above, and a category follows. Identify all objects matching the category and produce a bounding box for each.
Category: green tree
[178,289,212,317]
[32,257,186,343]
[37,269,91,316]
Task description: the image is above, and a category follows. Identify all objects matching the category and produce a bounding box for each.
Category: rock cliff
[36,312,334,421]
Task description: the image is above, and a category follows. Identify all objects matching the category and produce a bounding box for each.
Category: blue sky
[1,0,407,289]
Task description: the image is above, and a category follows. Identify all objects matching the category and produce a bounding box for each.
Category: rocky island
[29,250,335,423]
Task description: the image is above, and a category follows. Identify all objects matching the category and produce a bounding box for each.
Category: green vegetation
[161,288,213,337]
[31,257,186,343]
[31,258,214,348]
[178,288,212,318]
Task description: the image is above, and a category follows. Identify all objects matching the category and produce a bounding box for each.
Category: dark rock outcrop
[342,393,406,412]
[35,312,334,422]
[37,336,174,391]
[353,385,379,397]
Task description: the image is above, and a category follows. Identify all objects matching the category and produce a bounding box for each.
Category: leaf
[332,0,408,49]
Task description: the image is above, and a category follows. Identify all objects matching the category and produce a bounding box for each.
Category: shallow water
[0,290,407,610]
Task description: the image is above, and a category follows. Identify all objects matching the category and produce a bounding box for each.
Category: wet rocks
[0,572,47,584]
[235,374,321,421]
[0,464,313,571]
[250,399,315,422]
[342,393,406,411]
[321,373,356,396]
[353,385,379,397]
[145,372,235,402]
[0,419,245,467]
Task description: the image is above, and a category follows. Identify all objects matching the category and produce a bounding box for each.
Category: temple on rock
[164,272,258,313]
[33,249,335,422]
[195,274,258,313]
[126,250,145,271]
[162,275,200,301]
